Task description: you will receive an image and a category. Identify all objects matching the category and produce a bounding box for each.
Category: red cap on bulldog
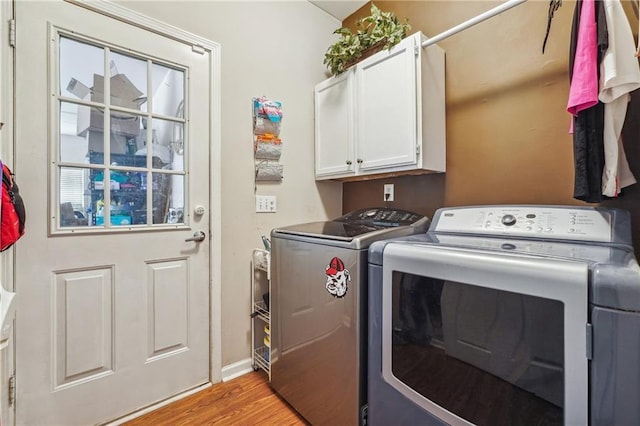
[326,257,345,276]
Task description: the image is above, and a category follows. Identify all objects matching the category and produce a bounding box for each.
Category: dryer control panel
[432,206,614,243]
[337,208,423,227]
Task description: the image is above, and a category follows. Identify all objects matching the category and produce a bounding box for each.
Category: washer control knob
[501,214,517,226]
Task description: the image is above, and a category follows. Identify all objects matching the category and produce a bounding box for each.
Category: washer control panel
[337,208,423,226]
[432,206,613,242]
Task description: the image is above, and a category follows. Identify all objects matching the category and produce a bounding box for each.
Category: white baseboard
[221,357,253,382]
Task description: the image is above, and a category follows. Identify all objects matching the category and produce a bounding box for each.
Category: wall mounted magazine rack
[253,97,283,184]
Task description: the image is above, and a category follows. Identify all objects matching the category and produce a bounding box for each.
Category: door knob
[185,230,206,242]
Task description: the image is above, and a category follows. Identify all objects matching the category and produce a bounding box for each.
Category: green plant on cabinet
[323,4,411,76]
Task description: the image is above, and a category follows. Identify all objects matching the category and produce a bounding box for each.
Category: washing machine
[270,208,429,426]
[368,205,640,426]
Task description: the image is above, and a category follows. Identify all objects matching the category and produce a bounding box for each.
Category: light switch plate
[256,195,277,213]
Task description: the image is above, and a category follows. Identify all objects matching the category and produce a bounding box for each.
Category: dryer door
[374,244,589,426]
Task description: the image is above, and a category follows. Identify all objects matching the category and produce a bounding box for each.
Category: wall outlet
[383,184,394,202]
[256,195,277,213]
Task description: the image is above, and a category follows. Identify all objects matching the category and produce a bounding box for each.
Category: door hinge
[586,323,593,360]
[8,375,15,406]
[416,144,421,155]
[9,19,16,48]
[414,44,419,57]
[192,44,205,55]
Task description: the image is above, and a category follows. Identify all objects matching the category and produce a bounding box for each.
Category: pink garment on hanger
[567,0,598,116]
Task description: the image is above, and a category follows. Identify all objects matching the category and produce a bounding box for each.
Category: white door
[356,36,418,171]
[314,69,355,179]
[14,1,213,424]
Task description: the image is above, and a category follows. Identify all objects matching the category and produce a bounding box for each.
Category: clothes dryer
[368,205,640,426]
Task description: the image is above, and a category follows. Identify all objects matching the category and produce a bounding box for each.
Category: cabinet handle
[357,158,363,164]
[346,160,352,165]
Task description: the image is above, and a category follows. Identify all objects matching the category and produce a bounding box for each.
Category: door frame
[1,2,14,280]
[3,0,222,397]
[0,1,15,426]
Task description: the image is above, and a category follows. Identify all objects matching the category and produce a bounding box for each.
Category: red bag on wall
[1,162,25,251]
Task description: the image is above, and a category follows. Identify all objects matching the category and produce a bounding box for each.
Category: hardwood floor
[124,372,309,426]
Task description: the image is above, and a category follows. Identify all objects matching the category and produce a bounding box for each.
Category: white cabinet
[356,37,418,171]
[314,32,445,180]
[251,249,271,378]
[314,69,356,177]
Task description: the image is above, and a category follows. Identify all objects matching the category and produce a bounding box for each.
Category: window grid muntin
[53,30,189,232]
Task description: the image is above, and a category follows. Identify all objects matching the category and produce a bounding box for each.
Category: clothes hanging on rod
[568,0,608,203]
[567,0,600,116]
[599,0,640,197]
[569,0,640,202]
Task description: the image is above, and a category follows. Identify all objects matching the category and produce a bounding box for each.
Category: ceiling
[309,1,368,21]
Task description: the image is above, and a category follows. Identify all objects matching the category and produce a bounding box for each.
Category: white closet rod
[422,0,528,48]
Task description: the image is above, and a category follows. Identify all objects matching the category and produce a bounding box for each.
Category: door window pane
[141,117,182,170]
[59,37,103,99]
[109,51,148,109]
[60,102,95,164]
[106,184,136,227]
[169,174,185,224]
[129,171,149,225]
[153,173,184,224]
[111,111,142,140]
[60,102,115,165]
[152,63,184,117]
[169,122,184,172]
[92,169,149,226]
[59,167,91,228]
[109,110,143,166]
[391,272,564,426]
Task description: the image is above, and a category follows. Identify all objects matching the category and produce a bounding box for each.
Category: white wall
[116,1,343,366]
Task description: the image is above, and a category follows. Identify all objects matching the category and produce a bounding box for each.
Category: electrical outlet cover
[256,195,277,213]
[383,184,394,202]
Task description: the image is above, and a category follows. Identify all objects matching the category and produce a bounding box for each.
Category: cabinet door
[314,70,355,178]
[356,36,417,171]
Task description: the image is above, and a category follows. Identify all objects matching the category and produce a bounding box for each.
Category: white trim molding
[0,2,16,426]
[65,0,217,52]
[221,358,254,383]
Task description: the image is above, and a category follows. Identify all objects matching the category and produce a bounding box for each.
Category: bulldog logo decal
[325,256,350,298]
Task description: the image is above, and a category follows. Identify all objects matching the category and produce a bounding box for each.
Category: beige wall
[342,1,640,257]
[117,1,343,366]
